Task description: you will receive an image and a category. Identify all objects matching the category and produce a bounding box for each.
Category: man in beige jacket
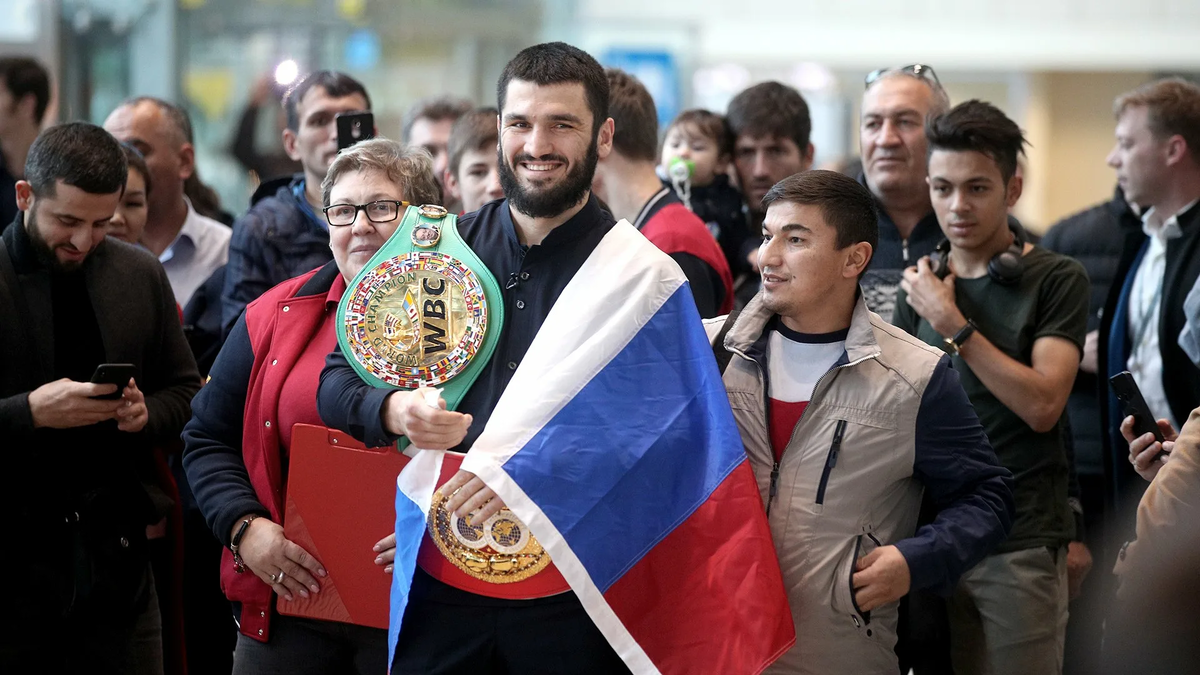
[708,169,1014,673]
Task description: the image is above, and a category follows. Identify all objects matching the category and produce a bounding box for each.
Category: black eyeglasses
[323,200,410,227]
[865,64,941,89]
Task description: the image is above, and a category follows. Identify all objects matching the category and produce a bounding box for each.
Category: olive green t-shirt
[893,246,1090,553]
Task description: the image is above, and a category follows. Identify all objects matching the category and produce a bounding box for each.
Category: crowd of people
[0,39,1198,675]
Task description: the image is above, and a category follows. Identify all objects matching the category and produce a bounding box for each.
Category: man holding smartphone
[222,71,373,333]
[0,123,200,672]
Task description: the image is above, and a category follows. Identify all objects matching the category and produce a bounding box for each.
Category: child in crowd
[659,109,753,277]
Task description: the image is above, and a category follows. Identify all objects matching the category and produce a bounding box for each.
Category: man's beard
[27,210,87,273]
[498,136,599,219]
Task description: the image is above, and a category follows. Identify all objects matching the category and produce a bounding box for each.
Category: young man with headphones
[894,100,1090,675]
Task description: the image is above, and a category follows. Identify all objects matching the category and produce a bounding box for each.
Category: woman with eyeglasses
[181,138,441,673]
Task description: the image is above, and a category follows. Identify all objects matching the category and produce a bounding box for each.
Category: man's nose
[752,151,770,177]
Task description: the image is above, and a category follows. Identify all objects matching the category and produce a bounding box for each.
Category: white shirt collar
[1141,198,1198,241]
[155,198,203,264]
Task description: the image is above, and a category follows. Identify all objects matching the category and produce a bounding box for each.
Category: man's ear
[15,180,34,211]
[1005,172,1024,209]
[1165,134,1189,167]
[443,168,461,201]
[802,142,816,171]
[596,117,615,161]
[283,127,301,161]
[844,241,873,279]
[178,142,196,182]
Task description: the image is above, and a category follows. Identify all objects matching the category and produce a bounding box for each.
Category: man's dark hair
[926,100,1028,182]
[604,69,658,162]
[727,82,812,152]
[761,169,878,257]
[448,107,499,177]
[403,96,473,143]
[497,42,609,135]
[0,56,51,123]
[120,96,194,146]
[666,109,734,158]
[283,71,371,131]
[120,142,151,195]
[26,122,127,197]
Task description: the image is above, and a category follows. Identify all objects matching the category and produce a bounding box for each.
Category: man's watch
[230,514,262,574]
[943,320,977,356]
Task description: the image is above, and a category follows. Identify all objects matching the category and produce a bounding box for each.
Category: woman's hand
[235,518,327,601]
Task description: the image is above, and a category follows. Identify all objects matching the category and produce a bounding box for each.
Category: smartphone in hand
[1109,370,1167,459]
[337,111,375,151]
[90,363,136,400]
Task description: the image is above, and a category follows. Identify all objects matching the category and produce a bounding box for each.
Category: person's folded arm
[318,348,399,448]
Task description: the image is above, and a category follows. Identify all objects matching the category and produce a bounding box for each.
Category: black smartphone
[90,363,136,400]
[336,111,375,151]
[1109,371,1167,458]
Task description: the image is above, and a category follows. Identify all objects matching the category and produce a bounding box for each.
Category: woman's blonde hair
[321,137,443,208]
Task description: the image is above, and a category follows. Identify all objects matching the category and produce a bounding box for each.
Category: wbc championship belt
[338,204,501,415]
[338,205,567,597]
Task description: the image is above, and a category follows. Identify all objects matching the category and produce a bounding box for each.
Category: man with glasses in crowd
[858,64,950,323]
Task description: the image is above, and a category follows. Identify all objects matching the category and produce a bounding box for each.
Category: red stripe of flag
[603,461,795,674]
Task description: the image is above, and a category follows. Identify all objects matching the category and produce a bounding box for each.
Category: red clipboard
[278,424,409,628]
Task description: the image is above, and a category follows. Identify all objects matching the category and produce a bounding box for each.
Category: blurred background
[6,0,1200,231]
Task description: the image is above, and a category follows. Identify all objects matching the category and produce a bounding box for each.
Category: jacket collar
[724,289,881,365]
[295,260,342,299]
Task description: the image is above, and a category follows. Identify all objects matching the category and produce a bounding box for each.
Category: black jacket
[1100,197,1200,510]
[220,174,333,334]
[1042,188,1135,474]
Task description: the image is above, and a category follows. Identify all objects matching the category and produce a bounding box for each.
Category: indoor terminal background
[3,0,1199,233]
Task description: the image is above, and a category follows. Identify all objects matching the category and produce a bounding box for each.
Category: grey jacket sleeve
[894,356,1016,596]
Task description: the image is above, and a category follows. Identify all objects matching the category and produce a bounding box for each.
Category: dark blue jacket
[220,174,332,334]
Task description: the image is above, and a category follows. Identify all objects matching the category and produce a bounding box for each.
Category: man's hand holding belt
[383,387,507,526]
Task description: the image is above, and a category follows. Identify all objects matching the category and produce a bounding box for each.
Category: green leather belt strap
[337,204,504,448]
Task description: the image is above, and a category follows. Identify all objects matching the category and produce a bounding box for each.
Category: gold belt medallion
[342,252,489,389]
[427,487,551,583]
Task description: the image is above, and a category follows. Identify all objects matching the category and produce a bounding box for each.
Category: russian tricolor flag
[387,221,795,673]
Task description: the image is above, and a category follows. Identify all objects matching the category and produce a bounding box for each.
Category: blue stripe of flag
[500,284,746,593]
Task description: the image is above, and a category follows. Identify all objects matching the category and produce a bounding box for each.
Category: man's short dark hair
[761,169,878,256]
[0,57,51,123]
[448,107,499,176]
[666,109,733,158]
[403,96,473,143]
[284,71,371,131]
[604,69,658,162]
[26,123,127,197]
[727,82,812,152]
[926,100,1028,182]
[119,96,194,146]
[497,42,609,135]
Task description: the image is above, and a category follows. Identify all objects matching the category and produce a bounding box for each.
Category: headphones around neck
[929,220,1026,286]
